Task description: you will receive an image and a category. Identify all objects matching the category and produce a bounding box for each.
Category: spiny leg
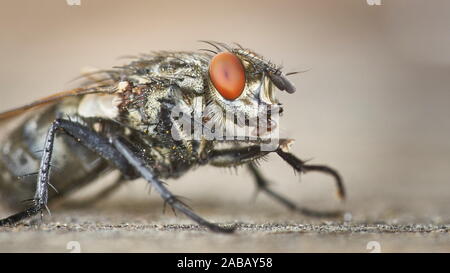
[248,163,343,218]
[208,139,346,200]
[207,142,346,218]
[207,145,271,167]
[112,137,235,233]
[276,149,346,200]
[0,119,136,226]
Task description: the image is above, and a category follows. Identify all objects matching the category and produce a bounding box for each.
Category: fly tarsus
[276,149,346,200]
[0,205,42,226]
[166,195,235,233]
[248,163,344,218]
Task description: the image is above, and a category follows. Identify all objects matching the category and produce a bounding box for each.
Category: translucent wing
[0,86,114,121]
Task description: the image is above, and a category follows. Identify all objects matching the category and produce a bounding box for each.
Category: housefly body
[0,42,346,232]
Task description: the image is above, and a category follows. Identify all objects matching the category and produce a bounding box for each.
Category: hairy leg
[276,149,346,200]
[112,137,235,233]
[0,119,136,226]
[248,163,344,217]
[207,142,346,217]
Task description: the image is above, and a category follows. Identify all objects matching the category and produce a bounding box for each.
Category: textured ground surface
[1,182,450,253]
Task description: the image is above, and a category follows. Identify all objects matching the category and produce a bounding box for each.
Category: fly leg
[207,143,346,218]
[276,149,346,200]
[112,137,235,233]
[0,119,136,226]
[248,163,344,218]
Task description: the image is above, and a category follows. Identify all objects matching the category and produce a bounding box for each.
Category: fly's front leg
[248,163,343,218]
[0,119,136,226]
[276,149,346,200]
[207,145,271,167]
[112,137,235,233]
[207,141,346,218]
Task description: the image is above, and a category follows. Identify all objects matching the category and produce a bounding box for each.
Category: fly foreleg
[247,163,344,218]
[207,143,346,218]
[276,149,346,200]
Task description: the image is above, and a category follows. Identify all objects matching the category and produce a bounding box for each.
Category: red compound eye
[209,52,245,100]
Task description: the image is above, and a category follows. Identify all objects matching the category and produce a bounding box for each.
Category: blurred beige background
[1,0,450,252]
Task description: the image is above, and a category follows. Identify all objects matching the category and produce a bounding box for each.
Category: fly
[0,42,346,233]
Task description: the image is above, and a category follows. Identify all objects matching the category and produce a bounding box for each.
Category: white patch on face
[78,94,121,119]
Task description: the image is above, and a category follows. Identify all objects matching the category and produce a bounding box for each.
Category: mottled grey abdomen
[0,102,110,210]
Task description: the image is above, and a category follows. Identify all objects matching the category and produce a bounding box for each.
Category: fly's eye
[209,52,245,100]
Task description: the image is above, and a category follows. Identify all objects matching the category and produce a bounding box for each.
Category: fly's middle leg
[0,119,136,226]
[112,137,235,233]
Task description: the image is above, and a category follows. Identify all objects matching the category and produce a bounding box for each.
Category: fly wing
[0,86,115,122]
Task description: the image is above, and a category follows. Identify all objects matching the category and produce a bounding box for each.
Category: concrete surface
[1,171,450,252]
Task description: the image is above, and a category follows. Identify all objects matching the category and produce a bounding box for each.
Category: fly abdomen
[0,134,39,209]
[0,100,110,210]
